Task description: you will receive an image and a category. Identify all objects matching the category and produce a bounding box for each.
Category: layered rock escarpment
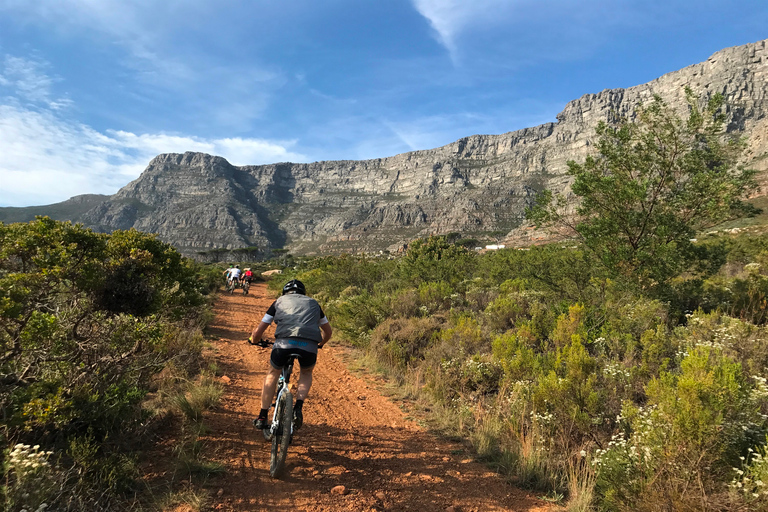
[7,39,768,257]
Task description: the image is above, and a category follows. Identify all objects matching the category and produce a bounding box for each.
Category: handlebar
[248,337,272,348]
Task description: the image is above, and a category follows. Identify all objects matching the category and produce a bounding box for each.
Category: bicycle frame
[249,338,317,478]
[265,356,297,439]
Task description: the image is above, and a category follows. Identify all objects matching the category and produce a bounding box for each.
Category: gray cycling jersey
[264,293,326,344]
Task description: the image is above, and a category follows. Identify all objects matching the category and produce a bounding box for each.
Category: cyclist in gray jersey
[250,279,332,430]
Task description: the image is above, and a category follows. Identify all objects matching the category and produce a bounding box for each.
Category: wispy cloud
[411,0,515,60]
[0,0,283,128]
[0,50,304,207]
[0,103,306,206]
[411,0,647,65]
[0,54,72,109]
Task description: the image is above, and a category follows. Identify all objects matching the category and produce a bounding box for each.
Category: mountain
[3,39,768,258]
[0,194,109,224]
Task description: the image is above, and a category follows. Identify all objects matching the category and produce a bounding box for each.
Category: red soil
[201,282,554,512]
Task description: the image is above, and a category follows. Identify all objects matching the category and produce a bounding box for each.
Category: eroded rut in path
[203,283,552,512]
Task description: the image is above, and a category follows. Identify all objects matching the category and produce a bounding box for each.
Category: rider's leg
[292,367,313,429]
[260,366,282,411]
[296,366,314,401]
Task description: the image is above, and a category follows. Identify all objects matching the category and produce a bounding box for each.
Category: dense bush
[281,230,768,510]
[0,217,216,510]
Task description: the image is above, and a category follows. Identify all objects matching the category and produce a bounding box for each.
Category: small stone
[442,456,450,462]
[404,471,413,477]
[375,491,386,500]
[220,375,231,384]
[460,459,473,464]
[217,488,224,497]
[331,485,348,495]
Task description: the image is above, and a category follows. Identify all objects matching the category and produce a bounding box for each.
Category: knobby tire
[270,390,293,478]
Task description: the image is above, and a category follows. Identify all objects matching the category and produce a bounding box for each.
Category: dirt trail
[203,283,552,512]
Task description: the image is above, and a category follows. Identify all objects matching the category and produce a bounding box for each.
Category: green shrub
[417,281,454,314]
[730,437,768,509]
[484,295,526,332]
[491,331,549,382]
[533,337,604,448]
[437,354,503,402]
[325,288,390,344]
[550,304,588,350]
[0,218,214,509]
[369,316,443,372]
[595,345,764,510]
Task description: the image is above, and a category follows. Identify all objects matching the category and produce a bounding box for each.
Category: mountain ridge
[3,39,768,258]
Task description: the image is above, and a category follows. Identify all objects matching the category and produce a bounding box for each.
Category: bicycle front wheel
[269,390,293,478]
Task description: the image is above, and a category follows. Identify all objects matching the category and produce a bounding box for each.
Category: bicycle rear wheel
[269,390,293,478]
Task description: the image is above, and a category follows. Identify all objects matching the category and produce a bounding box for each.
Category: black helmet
[282,279,306,295]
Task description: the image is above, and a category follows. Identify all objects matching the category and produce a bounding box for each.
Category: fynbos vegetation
[0,217,220,511]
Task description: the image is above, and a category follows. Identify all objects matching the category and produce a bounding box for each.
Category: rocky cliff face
[12,39,768,257]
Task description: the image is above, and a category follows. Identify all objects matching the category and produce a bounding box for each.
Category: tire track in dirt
[203,283,553,512]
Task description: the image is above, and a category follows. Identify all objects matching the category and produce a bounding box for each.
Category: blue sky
[0,0,766,207]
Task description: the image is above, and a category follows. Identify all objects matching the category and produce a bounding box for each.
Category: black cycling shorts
[270,347,317,370]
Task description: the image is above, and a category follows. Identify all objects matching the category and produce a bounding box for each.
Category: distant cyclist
[229,265,242,286]
[250,279,332,430]
[223,265,234,284]
[243,267,253,284]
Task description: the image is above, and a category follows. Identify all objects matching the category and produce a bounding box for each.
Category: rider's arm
[251,321,270,342]
[319,322,332,348]
[250,301,277,342]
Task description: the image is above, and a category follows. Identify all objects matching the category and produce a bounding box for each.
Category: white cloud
[411,0,515,59]
[0,49,304,207]
[411,0,646,65]
[0,104,306,207]
[0,0,283,126]
[0,54,73,109]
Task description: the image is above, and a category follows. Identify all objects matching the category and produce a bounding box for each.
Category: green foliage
[731,438,768,508]
[533,336,603,448]
[399,236,475,285]
[530,89,757,290]
[370,316,443,372]
[0,217,214,510]
[595,344,764,510]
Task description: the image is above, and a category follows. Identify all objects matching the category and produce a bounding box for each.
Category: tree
[398,235,475,285]
[528,89,757,290]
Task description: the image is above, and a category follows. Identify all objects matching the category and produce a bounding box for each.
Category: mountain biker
[250,279,332,430]
[243,268,253,284]
[229,265,242,286]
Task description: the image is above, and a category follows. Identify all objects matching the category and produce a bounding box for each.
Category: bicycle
[227,278,240,294]
[249,338,297,478]
[242,278,251,295]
